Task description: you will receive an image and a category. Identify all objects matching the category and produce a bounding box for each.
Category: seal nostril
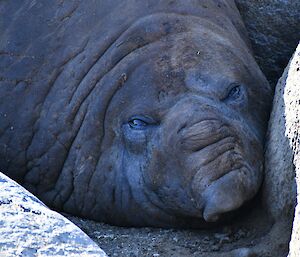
[177,123,187,134]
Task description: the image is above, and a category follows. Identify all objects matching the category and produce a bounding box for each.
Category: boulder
[0,172,107,257]
[236,0,300,86]
[249,42,300,256]
[277,42,300,257]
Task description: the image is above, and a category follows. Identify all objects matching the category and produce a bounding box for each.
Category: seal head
[87,14,271,226]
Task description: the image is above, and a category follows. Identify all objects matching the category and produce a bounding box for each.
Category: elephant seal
[0,0,272,227]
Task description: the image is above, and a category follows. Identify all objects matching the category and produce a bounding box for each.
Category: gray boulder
[277,43,300,257]
[248,42,300,256]
[0,172,107,257]
[236,0,300,86]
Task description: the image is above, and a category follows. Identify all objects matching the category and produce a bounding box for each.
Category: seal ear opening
[202,170,247,222]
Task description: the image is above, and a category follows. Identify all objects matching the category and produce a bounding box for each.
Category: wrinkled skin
[0,0,272,227]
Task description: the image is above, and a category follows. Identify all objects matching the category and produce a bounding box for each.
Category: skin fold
[0,0,272,227]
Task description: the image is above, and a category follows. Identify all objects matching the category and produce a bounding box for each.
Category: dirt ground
[66,199,273,257]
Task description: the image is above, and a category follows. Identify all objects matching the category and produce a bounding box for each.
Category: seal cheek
[202,166,258,222]
[122,123,149,154]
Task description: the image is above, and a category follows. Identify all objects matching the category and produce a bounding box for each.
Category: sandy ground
[66,199,272,257]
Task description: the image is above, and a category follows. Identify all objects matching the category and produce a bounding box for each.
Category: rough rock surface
[264,43,299,222]
[239,42,300,257]
[280,43,300,257]
[236,0,300,86]
[0,172,107,257]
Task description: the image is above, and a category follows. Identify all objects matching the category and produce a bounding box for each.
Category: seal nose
[180,119,229,152]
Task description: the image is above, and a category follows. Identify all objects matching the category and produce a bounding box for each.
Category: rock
[279,43,300,257]
[236,0,300,86]
[263,43,299,221]
[243,42,300,256]
[0,172,107,257]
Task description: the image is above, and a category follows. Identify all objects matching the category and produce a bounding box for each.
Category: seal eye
[227,85,241,99]
[223,84,245,103]
[128,119,148,130]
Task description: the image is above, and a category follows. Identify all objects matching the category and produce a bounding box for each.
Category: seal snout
[178,117,252,222]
